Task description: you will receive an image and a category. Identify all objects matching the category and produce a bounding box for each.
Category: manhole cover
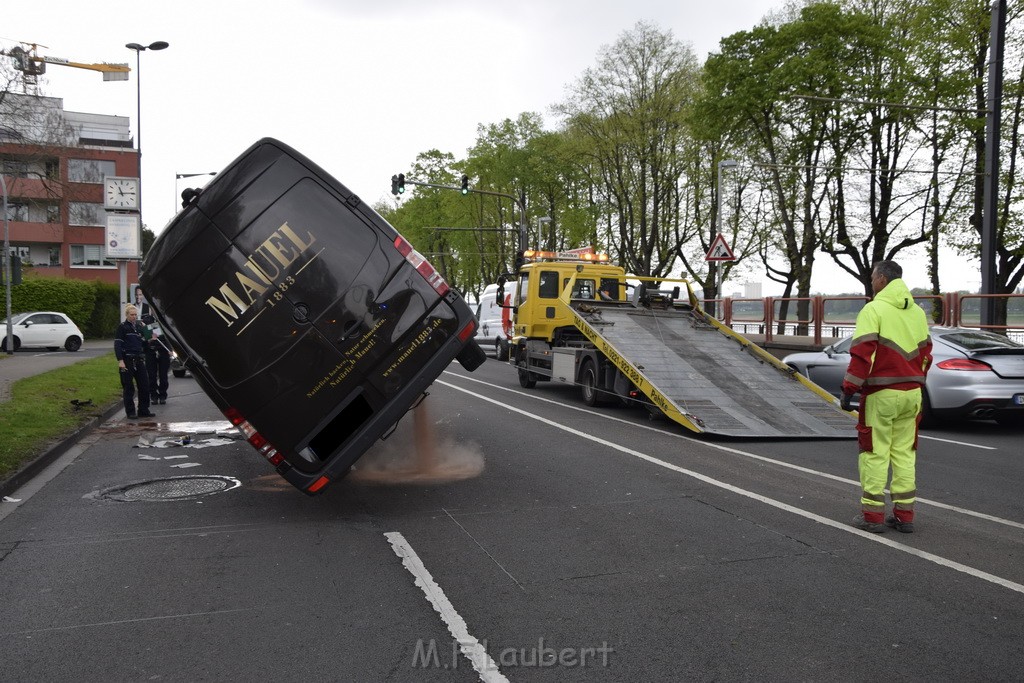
[95,475,241,502]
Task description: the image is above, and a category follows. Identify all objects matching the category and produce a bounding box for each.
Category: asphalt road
[1,357,1023,681]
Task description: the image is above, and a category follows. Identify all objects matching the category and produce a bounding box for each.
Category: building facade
[1,93,139,284]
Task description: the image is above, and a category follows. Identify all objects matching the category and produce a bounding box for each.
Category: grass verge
[0,353,122,480]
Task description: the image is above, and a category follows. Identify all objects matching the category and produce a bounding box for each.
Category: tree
[700,3,879,329]
[556,21,700,277]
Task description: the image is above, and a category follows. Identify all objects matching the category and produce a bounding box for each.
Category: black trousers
[145,344,170,400]
[120,355,150,415]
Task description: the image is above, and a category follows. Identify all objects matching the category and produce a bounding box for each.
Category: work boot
[885,516,915,534]
[852,514,886,533]
[126,413,138,420]
[137,410,156,418]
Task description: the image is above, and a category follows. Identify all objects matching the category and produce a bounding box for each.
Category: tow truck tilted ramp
[561,294,856,439]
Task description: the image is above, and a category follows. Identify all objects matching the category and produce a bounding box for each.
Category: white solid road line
[385,532,509,683]
[444,371,1024,532]
[438,377,1024,597]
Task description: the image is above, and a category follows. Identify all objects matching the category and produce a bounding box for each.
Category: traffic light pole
[394,176,528,254]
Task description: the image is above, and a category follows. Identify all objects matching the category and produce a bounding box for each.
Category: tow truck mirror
[496,274,515,311]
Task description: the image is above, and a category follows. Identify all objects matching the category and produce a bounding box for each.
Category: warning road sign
[705,233,736,261]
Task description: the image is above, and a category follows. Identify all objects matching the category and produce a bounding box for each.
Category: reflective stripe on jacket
[842,278,932,396]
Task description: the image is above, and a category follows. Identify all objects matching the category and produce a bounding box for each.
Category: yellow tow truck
[499,249,855,439]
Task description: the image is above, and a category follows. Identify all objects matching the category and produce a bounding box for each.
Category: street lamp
[174,171,217,210]
[123,40,168,307]
[537,216,552,250]
[710,159,739,317]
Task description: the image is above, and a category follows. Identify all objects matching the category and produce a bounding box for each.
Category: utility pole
[981,0,1006,326]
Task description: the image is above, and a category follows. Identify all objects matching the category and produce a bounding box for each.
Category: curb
[0,400,123,500]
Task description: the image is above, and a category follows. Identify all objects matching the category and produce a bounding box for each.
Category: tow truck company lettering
[204,223,318,326]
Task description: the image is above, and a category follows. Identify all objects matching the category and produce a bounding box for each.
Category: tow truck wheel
[518,367,537,389]
[580,361,603,407]
[495,338,510,362]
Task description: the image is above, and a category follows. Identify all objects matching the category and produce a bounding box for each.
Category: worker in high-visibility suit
[841,260,932,534]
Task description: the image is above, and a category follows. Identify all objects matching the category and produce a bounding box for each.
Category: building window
[68,158,117,184]
[68,202,105,226]
[49,246,61,266]
[70,244,114,268]
[0,158,29,177]
[4,202,28,222]
[46,204,60,223]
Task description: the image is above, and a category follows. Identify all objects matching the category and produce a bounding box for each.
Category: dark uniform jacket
[114,320,147,360]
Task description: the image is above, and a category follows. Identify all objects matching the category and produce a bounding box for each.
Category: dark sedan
[783,326,1024,426]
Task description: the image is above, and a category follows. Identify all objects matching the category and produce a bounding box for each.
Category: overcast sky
[2,0,977,295]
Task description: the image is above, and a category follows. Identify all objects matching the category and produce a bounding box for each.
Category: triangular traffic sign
[705,233,736,261]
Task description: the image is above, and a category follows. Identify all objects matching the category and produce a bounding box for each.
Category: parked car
[1,311,84,352]
[783,326,1024,426]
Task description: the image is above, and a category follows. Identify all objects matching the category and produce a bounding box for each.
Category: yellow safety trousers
[857,387,921,521]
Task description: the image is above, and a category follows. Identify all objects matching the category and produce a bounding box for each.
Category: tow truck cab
[506,251,627,346]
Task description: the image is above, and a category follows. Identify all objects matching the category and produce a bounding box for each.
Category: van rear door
[142,139,481,491]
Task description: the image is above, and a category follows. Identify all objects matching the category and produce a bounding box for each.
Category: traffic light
[2,255,22,286]
[391,173,406,196]
[460,174,469,195]
[514,250,525,270]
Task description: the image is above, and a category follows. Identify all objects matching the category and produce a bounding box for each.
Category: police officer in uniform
[114,304,155,419]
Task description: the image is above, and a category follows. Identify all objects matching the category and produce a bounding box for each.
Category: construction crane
[1,42,129,87]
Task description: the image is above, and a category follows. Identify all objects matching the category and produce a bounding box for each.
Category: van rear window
[170,179,381,386]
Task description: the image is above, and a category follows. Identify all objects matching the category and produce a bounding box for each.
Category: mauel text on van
[204,222,318,326]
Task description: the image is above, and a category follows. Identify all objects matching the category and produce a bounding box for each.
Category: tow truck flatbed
[568,299,855,438]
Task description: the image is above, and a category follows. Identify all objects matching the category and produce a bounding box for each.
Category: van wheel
[518,368,537,389]
[580,361,603,407]
[495,338,510,362]
[64,336,82,352]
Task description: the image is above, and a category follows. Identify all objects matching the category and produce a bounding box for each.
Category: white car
[1,311,84,352]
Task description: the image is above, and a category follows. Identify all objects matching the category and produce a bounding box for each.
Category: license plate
[1014,394,1024,406]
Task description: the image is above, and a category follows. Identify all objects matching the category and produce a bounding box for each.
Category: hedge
[0,276,122,338]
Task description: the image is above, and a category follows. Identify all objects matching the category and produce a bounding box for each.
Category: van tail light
[307,476,330,493]
[394,235,450,297]
[936,358,992,371]
[223,407,286,466]
[457,320,476,342]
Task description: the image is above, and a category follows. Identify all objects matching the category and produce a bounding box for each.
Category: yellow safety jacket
[842,278,932,397]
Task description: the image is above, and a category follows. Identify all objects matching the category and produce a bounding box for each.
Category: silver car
[783,326,1024,426]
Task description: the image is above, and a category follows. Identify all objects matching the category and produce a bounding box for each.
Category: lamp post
[710,159,739,317]
[537,216,552,250]
[123,40,168,308]
[2,174,11,354]
[174,171,217,211]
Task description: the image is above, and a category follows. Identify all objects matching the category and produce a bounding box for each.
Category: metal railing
[708,292,1024,344]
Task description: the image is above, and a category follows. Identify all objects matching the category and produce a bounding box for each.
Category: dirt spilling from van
[348,399,484,484]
